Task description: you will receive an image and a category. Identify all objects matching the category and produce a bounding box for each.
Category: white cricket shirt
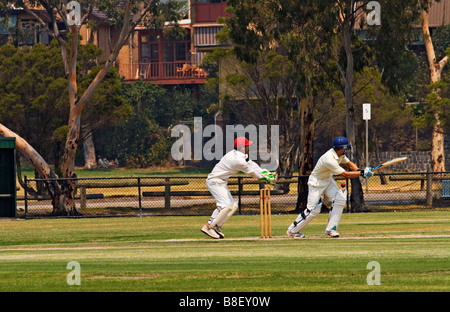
[207,150,264,181]
[309,148,350,183]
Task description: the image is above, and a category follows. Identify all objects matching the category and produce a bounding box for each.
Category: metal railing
[124,61,208,81]
[19,172,450,219]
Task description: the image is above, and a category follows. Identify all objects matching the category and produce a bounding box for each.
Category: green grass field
[0,211,449,293]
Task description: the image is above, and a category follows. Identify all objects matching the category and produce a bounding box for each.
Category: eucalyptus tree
[0,0,184,215]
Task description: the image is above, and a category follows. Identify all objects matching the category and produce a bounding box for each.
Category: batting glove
[362,167,374,178]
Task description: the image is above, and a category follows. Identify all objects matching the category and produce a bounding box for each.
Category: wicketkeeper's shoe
[213,226,225,239]
[286,230,306,239]
[325,229,340,238]
[201,224,221,239]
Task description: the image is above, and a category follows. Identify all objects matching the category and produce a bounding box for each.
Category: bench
[76,178,190,209]
[389,175,450,206]
[389,175,449,190]
[22,177,295,212]
[142,177,287,212]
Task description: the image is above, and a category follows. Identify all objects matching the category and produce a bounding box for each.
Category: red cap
[234,137,253,148]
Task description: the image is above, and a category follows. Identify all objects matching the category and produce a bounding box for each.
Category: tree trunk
[53,24,81,216]
[56,108,82,216]
[1,1,149,216]
[350,177,369,212]
[375,138,387,185]
[421,10,447,172]
[343,24,356,160]
[83,128,97,169]
[431,115,445,172]
[343,12,366,212]
[295,98,315,213]
[0,124,62,202]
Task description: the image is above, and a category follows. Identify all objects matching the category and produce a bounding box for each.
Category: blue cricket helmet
[332,136,351,149]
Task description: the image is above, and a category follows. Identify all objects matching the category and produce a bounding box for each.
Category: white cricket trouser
[289,176,346,233]
[206,178,236,225]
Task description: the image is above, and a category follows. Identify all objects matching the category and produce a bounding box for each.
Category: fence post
[346,178,349,213]
[137,177,142,217]
[238,177,242,215]
[426,169,433,207]
[24,175,28,219]
[80,187,87,210]
[165,177,171,209]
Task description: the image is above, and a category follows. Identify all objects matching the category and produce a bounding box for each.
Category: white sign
[363,103,371,120]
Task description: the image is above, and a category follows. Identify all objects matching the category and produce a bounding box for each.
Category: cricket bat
[372,157,407,172]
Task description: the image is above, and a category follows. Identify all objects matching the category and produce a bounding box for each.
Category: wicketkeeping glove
[260,170,276,184]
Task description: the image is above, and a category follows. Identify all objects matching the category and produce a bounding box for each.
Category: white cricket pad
[209,202,238,228]
[326,188,347,232]
[288,201,323,234]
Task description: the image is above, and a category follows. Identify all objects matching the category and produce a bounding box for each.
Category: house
[116,0,230,87]
[1,1,229,89]
[0,7,55,46]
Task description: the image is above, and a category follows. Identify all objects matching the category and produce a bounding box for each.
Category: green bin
[0,137,16,218]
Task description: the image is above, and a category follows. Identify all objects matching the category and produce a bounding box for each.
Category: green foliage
[0,41,67,163]
[79,64,131,131]
[0,39,128,168]
[411,24,450,135]
[223,0,336,96]
[363,0,424,94]
[100,115,170,167]
[316,67,413,153]
[354,67,413,151]
[94,81,210,167]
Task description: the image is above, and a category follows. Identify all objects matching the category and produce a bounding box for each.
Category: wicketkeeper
[201,137,275,239]
[287,136,374,238]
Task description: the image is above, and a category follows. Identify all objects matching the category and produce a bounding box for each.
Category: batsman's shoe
[286,230,306,239]
[201,224,220,239]
[325,229,340,238]
[213,226,225,239]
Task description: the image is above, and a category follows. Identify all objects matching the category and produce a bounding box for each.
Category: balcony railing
[123,61,207,82]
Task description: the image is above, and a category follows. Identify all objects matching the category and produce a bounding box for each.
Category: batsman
[201,137,275,239]
[287,136,374,238]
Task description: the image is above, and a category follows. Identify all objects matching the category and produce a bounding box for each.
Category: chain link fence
[18,172,450,219]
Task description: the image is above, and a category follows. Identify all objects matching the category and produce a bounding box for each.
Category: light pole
[363,103,371,193]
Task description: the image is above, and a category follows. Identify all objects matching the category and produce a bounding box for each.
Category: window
[140,34,159,62]
[140,31,190,63]
[163,32,190,63]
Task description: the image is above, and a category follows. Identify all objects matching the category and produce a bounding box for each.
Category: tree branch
[439,55,448,71]
[0,123,59,187]
[352,76,375,97]
[76,0,134,110]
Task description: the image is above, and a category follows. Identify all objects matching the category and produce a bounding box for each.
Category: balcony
[122,61,208,85]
